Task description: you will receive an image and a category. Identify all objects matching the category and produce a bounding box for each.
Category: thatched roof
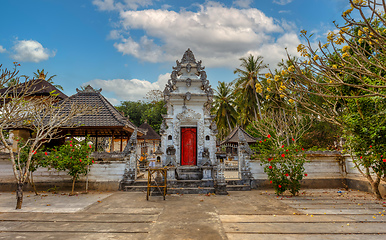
[0,79,67,100]
[220,126,257,144]
[58,85,141,136]
[138,121,160,140]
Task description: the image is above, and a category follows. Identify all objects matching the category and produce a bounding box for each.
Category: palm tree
[212,81,238,140]
[233,54,267,124]
[33,69,63,90]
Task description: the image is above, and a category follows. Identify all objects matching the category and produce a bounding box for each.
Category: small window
[168,135,172,140]
[205,135,210,140]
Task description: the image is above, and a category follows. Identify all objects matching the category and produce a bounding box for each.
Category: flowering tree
[274,0,386,199]
[48,138,94,195]
[255,134,308,196]
[0,63,95,209]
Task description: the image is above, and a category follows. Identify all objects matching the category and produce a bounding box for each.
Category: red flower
[267,134,271,138]
[89,145,92,148]
[281,145,284,148]
[259,141,262,143]
[70,144,72,147]
[18,64,21,66]
[383,159,386,162]
[92,160,94,163]
[360,156,363,159]
[304,173,308,176]
[269,166,273,169]
[302,148,305,151]
[33,151,36,155]
[295,149,298,152]
[270,180,272,184]
[281,154,285,158]
[70,157,72,159]
[369,145,372,148]
[44,152,47,155]
[79,159,82,162]
[278,185,282,188]
[268,158,272,162]
[264,139,266,142]
[69,140,72,143]
[285,173,289,176]
[292,138,295,141]
[286,149,288,152]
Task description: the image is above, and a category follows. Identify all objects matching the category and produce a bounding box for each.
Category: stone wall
[1,151,385,195]
[250,151,386,195]
[0,153,126,191]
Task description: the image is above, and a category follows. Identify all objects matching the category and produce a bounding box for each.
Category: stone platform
[0,189,385,239]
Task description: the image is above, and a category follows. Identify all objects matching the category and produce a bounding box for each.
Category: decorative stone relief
[176,108,201,123]
[186,78,192,87]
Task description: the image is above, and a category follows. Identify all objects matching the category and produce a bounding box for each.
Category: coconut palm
[233,54,267,125]
[212,81,238,140]
[33,69,63,90]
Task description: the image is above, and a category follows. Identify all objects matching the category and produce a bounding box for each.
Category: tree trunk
[29,172,39,195]
[15,182,24,209]
[370,180,382,200]
[71,174,77,195]
[254,92,262,120]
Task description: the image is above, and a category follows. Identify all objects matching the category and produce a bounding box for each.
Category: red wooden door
[181,127,197,165]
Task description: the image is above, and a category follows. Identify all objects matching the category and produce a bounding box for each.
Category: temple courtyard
[0,189,385,240]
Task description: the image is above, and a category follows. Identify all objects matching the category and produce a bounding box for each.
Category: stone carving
[159,119,167,135]
[196,60,205,72]
[173,60,182,72]
[181,48,196,64]
[210,121,218,134]
[176,108,201,123]
[185,92,191,101]
[123,128,137,155]
[186,63,192,73]
[186,78,192,87]
[165,146,177,166]
[200,71,207,81]
[201,147,211,166]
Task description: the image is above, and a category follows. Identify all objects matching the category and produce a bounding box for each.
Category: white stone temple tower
[160,49,217,180]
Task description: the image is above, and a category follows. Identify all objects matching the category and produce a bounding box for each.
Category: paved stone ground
[0,189,385,239]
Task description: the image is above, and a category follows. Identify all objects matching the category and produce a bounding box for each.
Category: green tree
[33,69,63,90]
[212,81,237,140]
[233,54,267,125]
[281,0,386,199]
[48,138,94,195]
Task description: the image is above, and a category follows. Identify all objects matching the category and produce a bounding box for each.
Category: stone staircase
[123,178,251,194]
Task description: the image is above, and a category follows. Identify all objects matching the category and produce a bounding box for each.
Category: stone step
[167,187,215,194]
[227,185,251,191]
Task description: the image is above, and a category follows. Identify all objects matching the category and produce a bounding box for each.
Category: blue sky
[0,0,349,105]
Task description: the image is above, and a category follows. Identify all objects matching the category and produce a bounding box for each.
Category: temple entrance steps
[123,179,251,194]
[176,166,202,180]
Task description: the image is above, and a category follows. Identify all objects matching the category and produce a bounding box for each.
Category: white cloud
[84,73,170,101]
[93,0,153,11]
[233,0,252,8]
[273,0,293,5]
[11,40,55,63]
[106,2,301,68]
[0,45,6,53]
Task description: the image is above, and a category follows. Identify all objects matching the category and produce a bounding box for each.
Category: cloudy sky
[0,0,349,105]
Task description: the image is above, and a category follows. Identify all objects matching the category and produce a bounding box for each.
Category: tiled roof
[220,126,257,144]
[0,79,67,100]
[137,122,161,140]
[59,85,137,129]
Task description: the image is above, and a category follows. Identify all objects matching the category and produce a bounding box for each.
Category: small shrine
[159,49,217,181]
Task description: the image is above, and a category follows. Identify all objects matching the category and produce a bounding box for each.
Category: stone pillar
[215,151,228,195]
[120,129,138,189]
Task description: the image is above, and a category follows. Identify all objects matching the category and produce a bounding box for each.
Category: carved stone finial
[181,48,196,64]
[76,85,102,93]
